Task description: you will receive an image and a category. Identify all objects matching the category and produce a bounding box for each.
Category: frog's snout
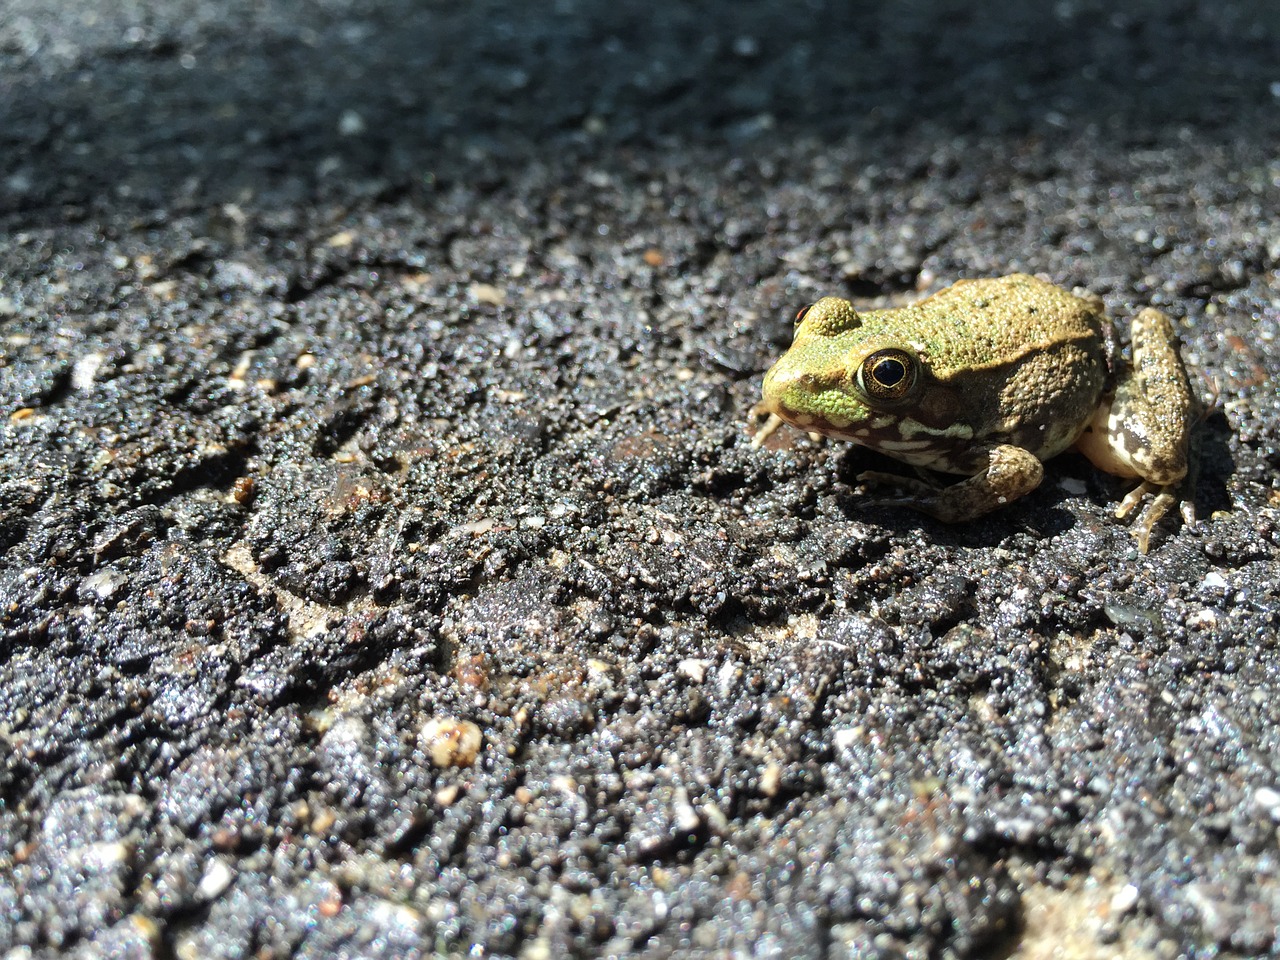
[766,352,827,387]
[761,359,831,422]
[761,361,810,403]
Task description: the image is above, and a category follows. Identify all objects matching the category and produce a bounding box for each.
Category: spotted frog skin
[757,274,1197,552]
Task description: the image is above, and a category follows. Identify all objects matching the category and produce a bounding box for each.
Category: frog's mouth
[758,384,863,438]
[760,362,862,429]
[763,382,979,468]
[764,394,925,448]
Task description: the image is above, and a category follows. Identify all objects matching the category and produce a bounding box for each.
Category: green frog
[756,274,1197,552]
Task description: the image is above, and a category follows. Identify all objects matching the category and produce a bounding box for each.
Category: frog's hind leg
[1075,307,1198,552]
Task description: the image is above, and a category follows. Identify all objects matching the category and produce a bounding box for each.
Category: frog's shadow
[831,410,1233,549]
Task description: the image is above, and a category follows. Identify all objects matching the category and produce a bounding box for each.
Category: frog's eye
[858,348,918,402]
[793,304,814,326]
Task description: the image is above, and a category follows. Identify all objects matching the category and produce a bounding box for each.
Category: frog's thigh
[1075,307,1197,551]
[1076,308,1194,486]
[871,444,1044,523]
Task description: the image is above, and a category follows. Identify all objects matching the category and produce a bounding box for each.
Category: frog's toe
[750,410,786,449]
[856,470,939,498]
[1117,481,1180,553]
[1180,499,1197,528]
[1114,480,1156,520]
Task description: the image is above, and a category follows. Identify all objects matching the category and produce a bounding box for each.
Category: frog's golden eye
[793,304,814,326]
[858,348,918,402]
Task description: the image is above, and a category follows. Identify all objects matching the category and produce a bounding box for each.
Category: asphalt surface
[2,1,1279,958]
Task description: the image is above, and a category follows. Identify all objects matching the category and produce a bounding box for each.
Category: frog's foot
[1115,481,1176,554]
[751,405,827,448]
[1114,474,1197,554]
[859,444,1044,523]
[750,407,786,449]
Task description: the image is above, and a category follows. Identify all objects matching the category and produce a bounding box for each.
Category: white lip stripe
[780,408,968,460]
[898,419,972,441]
[859,437,933,452]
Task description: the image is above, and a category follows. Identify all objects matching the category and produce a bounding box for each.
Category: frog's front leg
[1075,307,1197,552]
[859,444,1044,523]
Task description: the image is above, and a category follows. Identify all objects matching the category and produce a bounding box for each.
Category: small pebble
[469,283,507,306]
[420,717,483,768]
[1109,883,1140,917]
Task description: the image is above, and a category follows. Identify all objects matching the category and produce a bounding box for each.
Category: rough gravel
[2,1,1279,958]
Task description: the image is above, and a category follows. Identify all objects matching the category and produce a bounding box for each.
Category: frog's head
[760,296,940,445]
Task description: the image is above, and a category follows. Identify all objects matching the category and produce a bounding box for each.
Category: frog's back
[867,274,1104,378]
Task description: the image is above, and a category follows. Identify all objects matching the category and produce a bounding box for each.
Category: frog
[756,274,1197,552]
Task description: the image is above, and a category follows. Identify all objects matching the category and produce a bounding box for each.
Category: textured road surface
[2,1,1279,957]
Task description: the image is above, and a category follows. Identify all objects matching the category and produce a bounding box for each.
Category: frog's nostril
[777,370,819,394]
[764,363,825,399]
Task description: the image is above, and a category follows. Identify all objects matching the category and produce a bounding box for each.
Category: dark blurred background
[2,0,1277,216]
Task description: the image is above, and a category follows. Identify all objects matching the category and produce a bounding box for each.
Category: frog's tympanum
[758,274,1197,552]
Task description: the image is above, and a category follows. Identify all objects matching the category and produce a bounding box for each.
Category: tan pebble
[435,784,461,807]
[318,892,343,918]
[468,283,507,306]
[231,476,256,505]
[420,717,483,768]
[759,761,782,798]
